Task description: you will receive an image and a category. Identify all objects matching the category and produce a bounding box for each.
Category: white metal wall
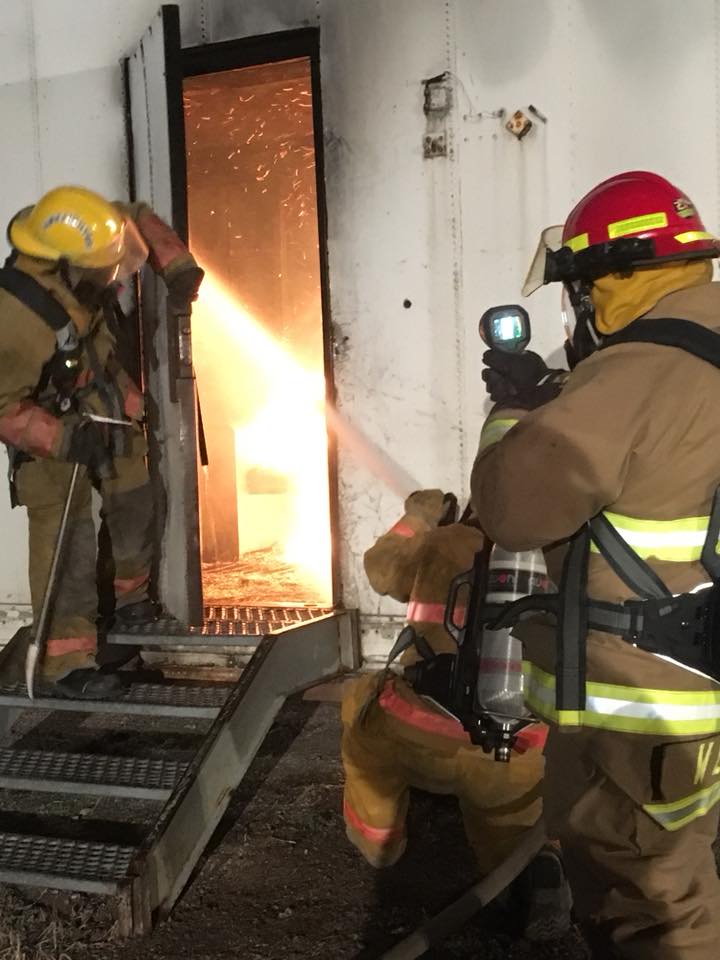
[0,0,718,658]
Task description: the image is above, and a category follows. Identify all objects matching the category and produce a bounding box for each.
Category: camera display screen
[491,313,523,343]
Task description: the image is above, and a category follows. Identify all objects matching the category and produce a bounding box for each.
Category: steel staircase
[0,609,358,934]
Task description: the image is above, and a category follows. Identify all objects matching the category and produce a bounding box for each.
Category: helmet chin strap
[565,280,601,362]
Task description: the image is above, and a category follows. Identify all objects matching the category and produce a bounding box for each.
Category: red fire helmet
[563,170,720,262]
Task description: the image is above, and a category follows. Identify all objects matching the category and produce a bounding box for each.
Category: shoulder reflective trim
[590,510,714,562]
[564,232,588,252]
[608,212,668,239]
[643,779,720,831]
[523,661,720,736]
[478,418,519,452]
[675,230,716,245]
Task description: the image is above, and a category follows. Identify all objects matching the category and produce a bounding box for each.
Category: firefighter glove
[405,489,455,528]
[165,260,205,311]
[482,349,564,410]
[64,419,112,476]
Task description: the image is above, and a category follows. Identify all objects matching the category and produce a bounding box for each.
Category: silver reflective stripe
[524,662,720,736]
[644,779,720,831]
[590,510,718,562]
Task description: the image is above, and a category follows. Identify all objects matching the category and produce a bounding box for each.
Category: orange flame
[192,271,332,604]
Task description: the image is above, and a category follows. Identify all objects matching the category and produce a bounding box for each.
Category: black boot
[522,847,573,942]
[99,599,170,668]
[51,668,126,701]
[111,599,175,628]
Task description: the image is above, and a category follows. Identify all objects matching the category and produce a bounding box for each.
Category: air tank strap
[555,526,589,714]
[0,266,74,333]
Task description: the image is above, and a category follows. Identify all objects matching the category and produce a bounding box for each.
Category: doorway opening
[183,33,336,611]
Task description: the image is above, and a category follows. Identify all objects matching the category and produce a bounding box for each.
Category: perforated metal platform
[0,610,358,933]
[108,605,333,646]
[0,749,187,800]
[0,682,232,718]
[0,833,136,894]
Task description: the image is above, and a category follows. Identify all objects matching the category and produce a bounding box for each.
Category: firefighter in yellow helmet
[0,185,203,699]
[472,171,720,958]
[341,490,572,941]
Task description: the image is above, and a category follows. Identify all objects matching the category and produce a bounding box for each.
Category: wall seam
[24,0,43,195]
[445,0,467,493]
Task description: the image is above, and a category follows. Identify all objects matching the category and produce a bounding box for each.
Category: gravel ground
[0,697,590,959]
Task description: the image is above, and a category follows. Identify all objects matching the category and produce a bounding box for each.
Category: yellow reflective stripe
[523,662,720,736]
[590,510,715,562]
[674,230,716,245]
[608,212,668,239]
[643,779,720,831]
[478,418,518,452]
[564,232,588,252]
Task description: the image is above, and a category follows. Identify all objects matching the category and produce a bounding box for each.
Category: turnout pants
[341,673,544,875]
[14,427,154,680]
[544,726,720,959]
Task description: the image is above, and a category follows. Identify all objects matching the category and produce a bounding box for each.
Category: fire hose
[379,819,546,959]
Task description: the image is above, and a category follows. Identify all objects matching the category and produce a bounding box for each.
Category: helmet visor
[114,218,149,280]
[522,225,564,296]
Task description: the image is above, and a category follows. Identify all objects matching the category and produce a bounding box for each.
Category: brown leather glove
[404,489,458,528]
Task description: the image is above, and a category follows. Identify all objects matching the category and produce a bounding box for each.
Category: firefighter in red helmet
[472,171,720,959]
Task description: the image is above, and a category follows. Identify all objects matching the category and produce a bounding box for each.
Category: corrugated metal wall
[0,0,718,658]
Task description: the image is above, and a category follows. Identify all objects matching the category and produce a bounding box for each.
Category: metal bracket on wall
[422,71,453,159]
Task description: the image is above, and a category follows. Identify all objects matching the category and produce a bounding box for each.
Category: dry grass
[0,889,116,960]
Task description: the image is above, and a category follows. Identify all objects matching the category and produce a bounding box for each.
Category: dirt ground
[0,696,593,960]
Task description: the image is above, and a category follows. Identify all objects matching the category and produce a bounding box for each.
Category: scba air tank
[475,546,554,718]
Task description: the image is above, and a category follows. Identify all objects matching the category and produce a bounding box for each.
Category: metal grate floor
[108,606,334,646]
[0,833,135,893]
[0,682,232,718]
[0,749,187,800]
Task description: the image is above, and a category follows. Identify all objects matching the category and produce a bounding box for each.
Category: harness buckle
[630,591,710,661]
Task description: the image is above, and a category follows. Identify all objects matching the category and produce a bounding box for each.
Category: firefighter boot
[98,599,170,670]
[522,846,573,942]
[51,668,125,701]
[112,598,170,627]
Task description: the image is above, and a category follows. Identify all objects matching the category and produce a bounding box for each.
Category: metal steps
[0,749,187,800]
[0,610,359,935]
[108,605,333,646]
[0,833,136,894]
[0,682,232,718]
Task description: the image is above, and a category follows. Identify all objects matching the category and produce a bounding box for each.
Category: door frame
[124,5,204,624]
[181,28,341,607]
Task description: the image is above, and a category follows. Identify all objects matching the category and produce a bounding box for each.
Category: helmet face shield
[522,225,564,296]
[114,218,149,280]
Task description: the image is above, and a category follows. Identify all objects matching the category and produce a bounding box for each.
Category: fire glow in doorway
[184,58,332,607]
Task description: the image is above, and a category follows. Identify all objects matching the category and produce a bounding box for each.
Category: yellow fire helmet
[9,185,148,278]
